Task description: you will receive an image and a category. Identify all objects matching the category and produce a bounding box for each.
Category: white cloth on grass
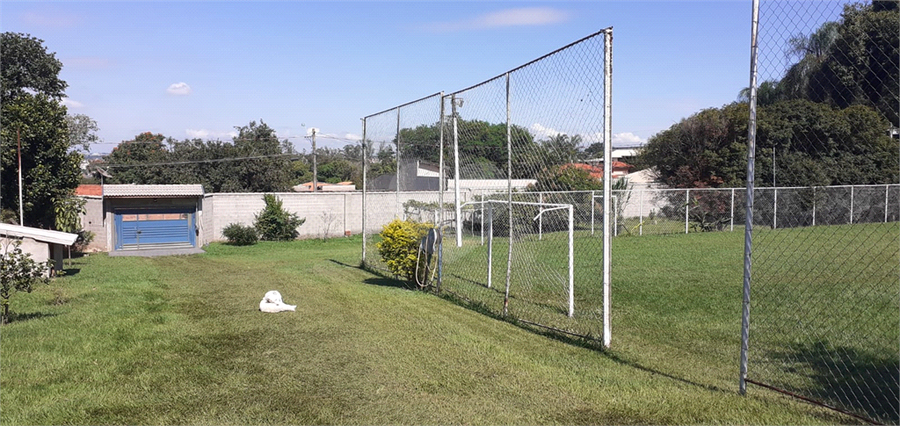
[259,290,296,313]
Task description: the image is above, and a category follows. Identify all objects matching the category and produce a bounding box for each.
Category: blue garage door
[115,209,196,250]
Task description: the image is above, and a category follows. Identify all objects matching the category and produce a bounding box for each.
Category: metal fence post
[740,0,759,396]
[685,189,690,234]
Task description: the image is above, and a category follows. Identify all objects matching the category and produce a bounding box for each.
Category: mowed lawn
[1,234,857,425]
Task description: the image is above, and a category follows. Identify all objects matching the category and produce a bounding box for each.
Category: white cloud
[60,98,84,108]
[167,82,192,96]
[474,7,569,29]
[530,123,563,139]
[431,7,569,32]
[612,132,644,146]
[185,129,237,139]
[344,133,362,142]
[305,127,320,137]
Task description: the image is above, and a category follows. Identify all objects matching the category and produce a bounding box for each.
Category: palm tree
[779,21,840,101]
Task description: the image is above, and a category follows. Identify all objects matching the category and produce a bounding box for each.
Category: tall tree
[0,33,80,228]
[0,33,67,102]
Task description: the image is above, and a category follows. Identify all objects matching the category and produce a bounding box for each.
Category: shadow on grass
[329,259,416,290]
[60,268,81,277]
[762,341,899,424]
[6,311,58,323]
[338,258,741,398]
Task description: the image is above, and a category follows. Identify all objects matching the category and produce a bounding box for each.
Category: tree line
[639,1,899,190]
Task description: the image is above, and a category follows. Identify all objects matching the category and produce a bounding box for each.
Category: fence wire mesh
[746,1,899,423]
[363,29,611,342]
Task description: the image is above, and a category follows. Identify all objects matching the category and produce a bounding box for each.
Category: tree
[1,239,50,324]
[639,102,749,189]
[66,114,100,153]
[0,33,67,102]
[0,34,81,228]
[1,95,82,228]
[737,79,783,106]
[102,132,170,184]
[254,194,305,241]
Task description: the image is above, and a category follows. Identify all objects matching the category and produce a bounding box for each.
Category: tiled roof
[103,184,204,198]
[75,184,102,196]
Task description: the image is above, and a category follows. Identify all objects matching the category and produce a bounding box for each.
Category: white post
[885,184,890,223]
[614,195,618,237]
[731,188,736,231]
[480,199,485,246]
[602,29,613,348]
[591,190,596,236]
[453,95,462,248]
[361,118,367,264]
[685,189,690,234]
[567,205,574,318]
[773,187,777,229]
[812,186,817,226]
[539,192,544,240]
[850,186,854,224]
[396,107,402,219]
[487,203,493,289]
[639,189,644,236]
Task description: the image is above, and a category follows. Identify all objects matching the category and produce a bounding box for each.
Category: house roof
[103,184,204,198]
[75,184,102,196]
[0,223,78,246]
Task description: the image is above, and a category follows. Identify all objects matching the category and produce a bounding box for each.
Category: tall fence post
[539,192,544,240]
[591,190,596,236]
[602,28,613,349]
[773,187,777,229]
[567,204,574,318]
[453,95,462,248]
[885,184,890,223]
[740,0,759,396]
[850,185,854,224]
[395,107,402,219]
[487,202,493,289]
[361,118,368,265]
[685,189,690,234]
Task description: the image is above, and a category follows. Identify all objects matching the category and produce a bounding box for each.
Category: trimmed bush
[376,219,431,285]
[223,223,258,245]
[255,194,305,241]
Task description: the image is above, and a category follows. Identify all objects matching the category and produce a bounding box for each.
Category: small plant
[1,240,50,324]
[254,194,306,241]
[223,223,258,245]
[376,219,431,285]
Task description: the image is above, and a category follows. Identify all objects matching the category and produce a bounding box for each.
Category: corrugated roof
[0,223,78,246]
[103,184,204,198]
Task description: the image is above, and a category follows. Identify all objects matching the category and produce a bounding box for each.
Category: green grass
[1,234,866,424]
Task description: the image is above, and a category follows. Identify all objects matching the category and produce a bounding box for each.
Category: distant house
[0,224,77,275]
[292,181,356,192]
[563,161,634,180]
[367,160,440,191]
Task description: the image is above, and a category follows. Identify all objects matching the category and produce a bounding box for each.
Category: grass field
[0,232,873,424]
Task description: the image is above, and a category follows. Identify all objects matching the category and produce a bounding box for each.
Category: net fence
[743,1,899,423]
[363,28,612,343]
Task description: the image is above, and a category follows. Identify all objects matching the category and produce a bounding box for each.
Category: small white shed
[0,223,78,275]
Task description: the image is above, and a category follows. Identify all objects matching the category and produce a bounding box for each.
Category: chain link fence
[742,1,899,423]
[363,29,612,344]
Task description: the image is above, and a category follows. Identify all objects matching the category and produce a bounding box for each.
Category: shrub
[254,194,305,241]
[1,240,50,324]
[223,223,258,245]
[376,219,431,285]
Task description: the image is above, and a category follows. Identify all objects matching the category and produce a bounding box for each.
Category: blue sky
[3,1,759,154]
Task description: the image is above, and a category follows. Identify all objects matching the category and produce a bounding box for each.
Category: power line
[103,153,300,169]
